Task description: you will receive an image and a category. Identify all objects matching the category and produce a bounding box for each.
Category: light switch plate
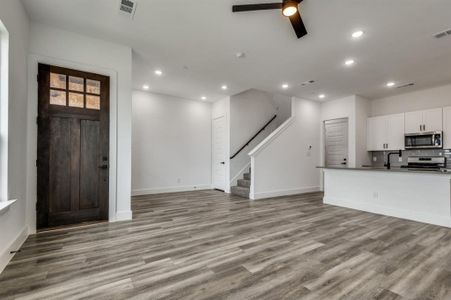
[373,156,377,162]
[398,157,403,162]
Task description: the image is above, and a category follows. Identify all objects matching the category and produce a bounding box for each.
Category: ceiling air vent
[433,28,451,39]
[119,0,137,19]
[300,80,315,87]
[397,83,415,89]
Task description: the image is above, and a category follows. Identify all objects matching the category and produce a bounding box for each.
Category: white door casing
[212,117,226,191]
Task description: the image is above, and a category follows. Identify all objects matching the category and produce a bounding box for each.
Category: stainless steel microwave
[405,131,443,149]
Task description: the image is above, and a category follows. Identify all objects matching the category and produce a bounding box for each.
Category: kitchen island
[319,167,451,228]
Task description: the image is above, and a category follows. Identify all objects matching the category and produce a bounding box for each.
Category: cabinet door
[367,116,386,151]
[423,108,443,132]
[443,107,451,149]
[386,113,405,150]
[405,111,423,133]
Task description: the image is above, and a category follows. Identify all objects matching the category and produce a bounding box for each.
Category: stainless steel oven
[405,131,442,149]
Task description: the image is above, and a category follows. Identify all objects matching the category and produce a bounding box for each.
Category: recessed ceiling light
[345,59,355,66]
[352,30,364,39]
[318,94,326,99]
[282,83,289,89]
[201,96,207,101]
[154,69,163,76]
[386,81,396,87]
[142,84,150,90]
[221,85,228,90]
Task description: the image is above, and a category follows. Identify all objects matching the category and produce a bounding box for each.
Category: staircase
[231,168,251,198]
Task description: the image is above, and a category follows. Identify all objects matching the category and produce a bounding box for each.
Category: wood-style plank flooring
[1,191,451,299]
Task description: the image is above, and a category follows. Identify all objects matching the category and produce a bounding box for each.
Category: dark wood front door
[37,64,110,229]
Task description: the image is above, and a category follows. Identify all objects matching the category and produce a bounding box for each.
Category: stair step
[237,179,251,188]
[243,173,251,180]
[231,186,250,198]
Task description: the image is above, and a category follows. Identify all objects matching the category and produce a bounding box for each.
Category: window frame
[0,19,10,208]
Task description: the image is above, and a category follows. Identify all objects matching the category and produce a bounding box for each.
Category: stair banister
[230,114,277,159]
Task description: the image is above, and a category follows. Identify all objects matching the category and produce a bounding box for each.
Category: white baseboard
[251,186,321,200]
[0,226,29,274]
[114,210,133,222]
[132,184,212,196]
[324,196,451,228]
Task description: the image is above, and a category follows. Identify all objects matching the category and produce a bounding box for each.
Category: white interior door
[324,118,349,167]
[212,117,226,191]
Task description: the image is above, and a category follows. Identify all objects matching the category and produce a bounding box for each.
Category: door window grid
[49,72,100,110]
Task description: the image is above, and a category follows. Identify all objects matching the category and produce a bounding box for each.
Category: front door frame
[26,55,124,233]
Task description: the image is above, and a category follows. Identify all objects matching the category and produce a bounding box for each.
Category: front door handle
[220,162,225,165]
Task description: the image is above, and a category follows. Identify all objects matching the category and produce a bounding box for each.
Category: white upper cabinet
[423,108,443,132]
[405,111,423,133]
[367,113,405,151]
[387,113,405,150]
[405,108,442,133]
[367,116,386,151]
[443,106,451,149]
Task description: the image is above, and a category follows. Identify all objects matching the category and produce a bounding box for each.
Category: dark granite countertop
[317,166,451,175]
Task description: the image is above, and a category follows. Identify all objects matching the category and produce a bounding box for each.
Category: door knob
[98,163,108,170]
[220,162,225,165]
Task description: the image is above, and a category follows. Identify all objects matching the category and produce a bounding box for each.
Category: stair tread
[231,185,250,199]
[237,179,251,188]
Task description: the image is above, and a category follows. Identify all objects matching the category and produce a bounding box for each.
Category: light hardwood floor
[1,191,450,299]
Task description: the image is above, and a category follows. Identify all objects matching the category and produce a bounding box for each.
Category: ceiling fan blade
[232,3,283,12]
[289,11,308,38]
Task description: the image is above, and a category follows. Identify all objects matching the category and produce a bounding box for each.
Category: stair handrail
[230,114,277,159]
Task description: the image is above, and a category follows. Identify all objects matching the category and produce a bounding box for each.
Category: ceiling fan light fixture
[282,1,298,17]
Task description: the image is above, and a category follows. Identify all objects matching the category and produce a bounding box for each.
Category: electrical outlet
[177,178,181,184]
[373,192,379,199]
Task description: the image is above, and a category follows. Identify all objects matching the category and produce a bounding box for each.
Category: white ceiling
[22,0,451,102]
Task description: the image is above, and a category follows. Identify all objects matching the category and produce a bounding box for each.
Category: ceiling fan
[232,0,308,39]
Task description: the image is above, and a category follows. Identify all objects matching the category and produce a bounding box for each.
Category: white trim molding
[0,199,16,215]
[115,210,133,222]
[0,226,28,274]
[248,117,294,157]
[132,184,212,196]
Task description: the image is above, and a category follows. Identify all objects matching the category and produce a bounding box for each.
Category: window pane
[50,73,66,89]
[86,79,100,94]
[69,92,84,108]
[86,95,100,110]
[69,76,84,92]
[50,89,66,106]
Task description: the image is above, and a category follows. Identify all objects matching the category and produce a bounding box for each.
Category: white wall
[212,97,231,193]
[132,91,212,195]
[371,84,451,116]
[230,89,290,182]
[26,23,133,231]
[355,96,371,167]
[0,0,30,273]
[249,98,321,199]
